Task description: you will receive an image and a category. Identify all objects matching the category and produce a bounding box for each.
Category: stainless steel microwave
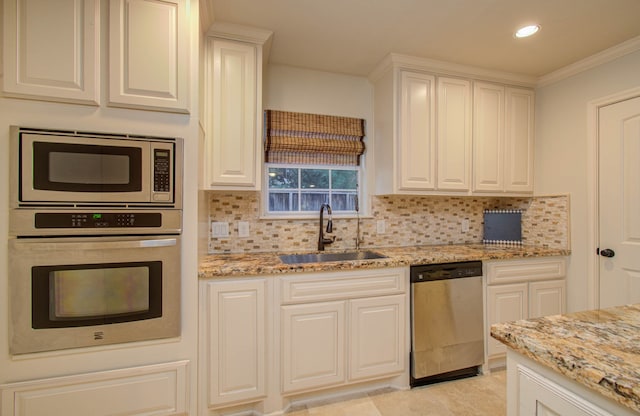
[10,126,183,208]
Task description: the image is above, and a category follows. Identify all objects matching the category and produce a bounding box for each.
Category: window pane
[301,169,329,189]
[331,170,357,190]
[332,192,357,211]
[268,168,298,189]
[301,193,330,211]
[269,192,299,211]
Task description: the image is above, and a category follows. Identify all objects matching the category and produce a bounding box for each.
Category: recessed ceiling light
[514,24,540,38]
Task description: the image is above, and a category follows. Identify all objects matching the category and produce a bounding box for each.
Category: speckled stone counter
[491,304,640,413]
[198,244,569,278]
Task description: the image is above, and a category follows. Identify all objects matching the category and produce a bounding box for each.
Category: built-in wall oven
[8,127,183,355]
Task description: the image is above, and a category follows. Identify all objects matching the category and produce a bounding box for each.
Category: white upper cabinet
[504,87,535,192]
[2,0,189,113]
[202,23,272,190]
[473,82,534,193]
[437,77,472,191]
[473,82,505,192]
[371,55,534,196]
[374,69,470,194]
[109,0,189,113]
[398,71,436,191]
[2,0,100,104]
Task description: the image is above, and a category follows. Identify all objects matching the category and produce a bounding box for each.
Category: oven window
[32,262,162,328]
[32,142,142,192]
[52,266,150,319]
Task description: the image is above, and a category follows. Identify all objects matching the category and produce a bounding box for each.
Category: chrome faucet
[318,203,336,251]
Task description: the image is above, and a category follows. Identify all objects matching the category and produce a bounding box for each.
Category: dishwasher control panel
[410,261,482,282]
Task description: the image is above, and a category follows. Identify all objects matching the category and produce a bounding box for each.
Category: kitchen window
[264,110,365,216]
[266,164,359,214]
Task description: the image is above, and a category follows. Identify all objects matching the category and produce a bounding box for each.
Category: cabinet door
[109,0,188,113]
[487,283,528,357]
[281,301,346,393]
[349,295,405,381]
[0,361,189,416]
[529,279,566,319]
[518,364,615,416]
[2,0,99,104]
[505,87,534,192]
[398,71,436,190]
[437,77,472,191]
[473,82,505,192]
[204,38,260,189]
[203,279,266,407]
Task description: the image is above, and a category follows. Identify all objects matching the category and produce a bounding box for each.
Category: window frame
[263,163,362,218]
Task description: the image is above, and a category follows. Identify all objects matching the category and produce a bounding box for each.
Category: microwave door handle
[12,238,178,251]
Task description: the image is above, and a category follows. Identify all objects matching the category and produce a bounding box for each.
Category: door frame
[586,86,640,309]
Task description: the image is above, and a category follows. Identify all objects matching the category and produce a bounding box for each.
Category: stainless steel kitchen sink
[279,250,387,264]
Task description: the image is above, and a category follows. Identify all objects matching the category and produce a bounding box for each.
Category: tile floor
[285,370,506,416]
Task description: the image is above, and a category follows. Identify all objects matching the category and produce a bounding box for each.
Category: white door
[398,71,436,190]
[486,283,528,357]
[473,82,505,192]
[281,301,346,393]
[598,96,640,308]
[203,279,266,407]
[349,295,405,381]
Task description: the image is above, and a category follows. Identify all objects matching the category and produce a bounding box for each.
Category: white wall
[265,64,373,119]
[534,50,640,312]
[0,2,200,414]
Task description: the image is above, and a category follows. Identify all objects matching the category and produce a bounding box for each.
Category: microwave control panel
[34,212,162,229]
[153,149,171,193]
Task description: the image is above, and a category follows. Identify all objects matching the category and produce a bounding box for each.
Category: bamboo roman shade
[264,110,365,166]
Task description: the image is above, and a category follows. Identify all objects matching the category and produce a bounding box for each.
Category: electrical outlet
[211,221,229,238]
[461,219,470,233]
[238,221,250,238]
[377,219,386,234]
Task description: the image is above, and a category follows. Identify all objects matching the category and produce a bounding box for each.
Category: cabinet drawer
[0,361,188,416]
[280,268,406,304]
[486,257,566,285]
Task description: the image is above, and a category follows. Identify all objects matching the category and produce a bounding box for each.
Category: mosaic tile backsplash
[206,193,570,254]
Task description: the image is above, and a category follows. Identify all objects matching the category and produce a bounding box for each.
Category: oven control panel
[35,212,162,229]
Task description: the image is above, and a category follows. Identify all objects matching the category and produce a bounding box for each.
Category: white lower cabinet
[199,268,408,414]
[281,301,346,393]
[349,295,405,381]
[487,282,529,358]
[280,268,407,395]
[486,258,566,361]
[0,361,189,416]
[507,352,636,416]
[200,278,267,410]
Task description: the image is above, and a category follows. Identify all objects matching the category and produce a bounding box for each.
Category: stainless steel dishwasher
[410,261,484,386]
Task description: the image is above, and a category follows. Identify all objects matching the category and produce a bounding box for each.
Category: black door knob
[600,248,615,258]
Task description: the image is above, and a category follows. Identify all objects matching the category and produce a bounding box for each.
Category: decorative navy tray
[483,210,522,245]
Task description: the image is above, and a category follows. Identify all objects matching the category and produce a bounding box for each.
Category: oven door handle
[11,238,178,251]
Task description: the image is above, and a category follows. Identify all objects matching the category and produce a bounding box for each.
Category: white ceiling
[208,0,640,79]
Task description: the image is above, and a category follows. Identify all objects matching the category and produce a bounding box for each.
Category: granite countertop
[199,243,569,278]
[491,304,640,413]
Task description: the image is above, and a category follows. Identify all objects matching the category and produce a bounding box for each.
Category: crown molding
[206,21,273,46]
[368,53,537,87]
[537,35,640,87]
[199,0,215,33]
